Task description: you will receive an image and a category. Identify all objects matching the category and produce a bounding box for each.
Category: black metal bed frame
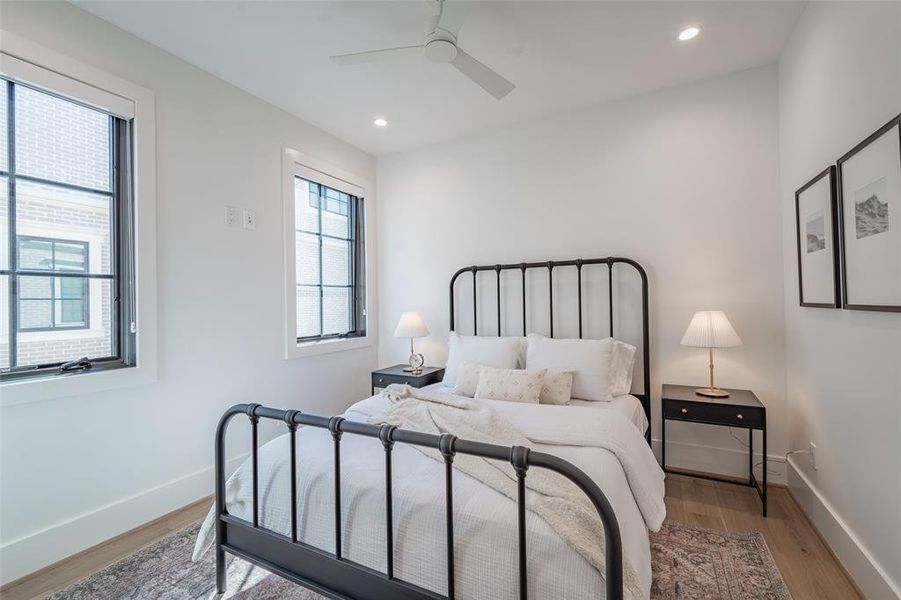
[214,256,651,600]
[450,257,651,444]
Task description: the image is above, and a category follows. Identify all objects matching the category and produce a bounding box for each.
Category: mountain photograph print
[838,115,901,311]
[854,177,889,240]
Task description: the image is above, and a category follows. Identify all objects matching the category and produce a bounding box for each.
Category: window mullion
[109,114,119,358]
[7,80,18,368]
[349,196,356,336]
[318,188,324,338]
[50,242,56,329]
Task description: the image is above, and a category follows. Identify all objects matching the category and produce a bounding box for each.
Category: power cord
[728,428,810,477]
[754,450,809,478]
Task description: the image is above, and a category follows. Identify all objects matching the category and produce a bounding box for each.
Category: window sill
[0,361,156,407]
[286,335,372,359]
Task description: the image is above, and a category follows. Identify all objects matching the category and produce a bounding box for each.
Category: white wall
[778,3,901,597]
[0,1,377,583]
[377,66,787,481]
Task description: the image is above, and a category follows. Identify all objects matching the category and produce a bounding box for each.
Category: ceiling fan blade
[330,45,422,66]
[451,48,515,100]
[434,0,466,35]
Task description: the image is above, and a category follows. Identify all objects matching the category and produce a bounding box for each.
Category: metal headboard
[449,257,651,443]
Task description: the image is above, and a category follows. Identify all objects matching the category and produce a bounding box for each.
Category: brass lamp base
[695,387,730,398]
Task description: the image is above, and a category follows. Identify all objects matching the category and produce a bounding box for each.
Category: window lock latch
[59,357,93,373]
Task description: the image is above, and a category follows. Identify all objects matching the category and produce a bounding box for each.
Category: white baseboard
[787,455,900,600]
[0,453,246,585]
[652,437,787,485]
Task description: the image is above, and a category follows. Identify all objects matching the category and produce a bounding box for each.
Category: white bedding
[423,383,649,434]
[569,396,649,434]
[194,389,664,599]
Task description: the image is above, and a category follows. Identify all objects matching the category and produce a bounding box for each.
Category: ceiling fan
[329,0,515,100]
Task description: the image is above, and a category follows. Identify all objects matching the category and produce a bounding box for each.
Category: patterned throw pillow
[539,370,575,405]
[452,361,484,397]
[474,367,546,404]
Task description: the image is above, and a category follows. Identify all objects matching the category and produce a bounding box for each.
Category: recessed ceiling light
[373,118,388,127]
[678,26,700,41]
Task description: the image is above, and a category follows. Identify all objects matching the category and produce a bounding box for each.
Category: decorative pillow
[452,361,484,397]
[539,370,575,405]
[608,340,637,397]
[442,333,523,387]
[525,333,627,402]
[475,367,546,404]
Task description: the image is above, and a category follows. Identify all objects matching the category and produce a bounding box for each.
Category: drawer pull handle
[736,413,743,420]
[681,408,688,414]
[378,378,384,383]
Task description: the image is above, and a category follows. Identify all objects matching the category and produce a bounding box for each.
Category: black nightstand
[371,365,445,395]
[661,383,768,516]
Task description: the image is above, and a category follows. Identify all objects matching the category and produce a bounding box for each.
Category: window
[308,188,349,216]
[0,78,136,380]
[17,236,89,331]
[294,176,365,341]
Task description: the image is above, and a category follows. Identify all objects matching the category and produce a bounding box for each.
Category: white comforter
[193,390,665,599]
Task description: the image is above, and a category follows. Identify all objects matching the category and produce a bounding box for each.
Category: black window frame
[0,78,137,381]
[295,175,366,343]
[16,235,90,332]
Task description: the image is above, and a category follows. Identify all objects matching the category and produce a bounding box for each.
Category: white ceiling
[74,1,805,156]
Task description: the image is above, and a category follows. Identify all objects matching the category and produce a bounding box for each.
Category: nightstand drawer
[372,373,415,387]
[371,366,445,392]
[664,400,764,428]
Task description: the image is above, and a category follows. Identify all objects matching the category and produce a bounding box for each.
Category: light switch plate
[225,206,239,227]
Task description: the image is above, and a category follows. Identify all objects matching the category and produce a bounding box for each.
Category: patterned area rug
[50,521,791,599]
[650,523,791,600]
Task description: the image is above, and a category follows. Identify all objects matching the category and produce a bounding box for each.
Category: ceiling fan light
[373,118,388,127]
[678,26,700,41]
[424,39,458,63]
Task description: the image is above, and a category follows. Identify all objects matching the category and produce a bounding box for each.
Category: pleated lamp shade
[680,311,742,348]
[393,312,429,339]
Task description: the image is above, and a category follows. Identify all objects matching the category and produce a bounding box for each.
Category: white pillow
[525,334,635,402]
[540,369,575,405]
[442,333,523,387]
[452,361,484,398]
[474,367,546,404]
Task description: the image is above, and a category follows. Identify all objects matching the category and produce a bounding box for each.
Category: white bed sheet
[423,383,649,434]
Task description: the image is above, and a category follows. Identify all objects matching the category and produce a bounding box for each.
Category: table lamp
[680,310,742,398]
[394,312,429,373]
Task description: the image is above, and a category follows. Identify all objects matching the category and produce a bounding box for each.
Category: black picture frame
[836,114,901,312]
[795,166,841,308]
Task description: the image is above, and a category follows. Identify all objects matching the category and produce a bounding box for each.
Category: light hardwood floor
[664,474,861,600]
[2,476,861,600]
[0,497,211,600]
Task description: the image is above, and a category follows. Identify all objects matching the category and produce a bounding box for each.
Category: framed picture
[795,166,840,307]
[837,114,901,312]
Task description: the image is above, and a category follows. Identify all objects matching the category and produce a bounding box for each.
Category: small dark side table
[661,383,768,516]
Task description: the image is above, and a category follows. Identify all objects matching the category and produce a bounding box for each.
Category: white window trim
[0,31,158,406]
[283,147,375,359]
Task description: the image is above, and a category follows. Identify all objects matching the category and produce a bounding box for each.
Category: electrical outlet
[225,206,239,227]
[242,209,256,230]
[809,442,817,470]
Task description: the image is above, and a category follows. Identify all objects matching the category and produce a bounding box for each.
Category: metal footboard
[214,403,624,600]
